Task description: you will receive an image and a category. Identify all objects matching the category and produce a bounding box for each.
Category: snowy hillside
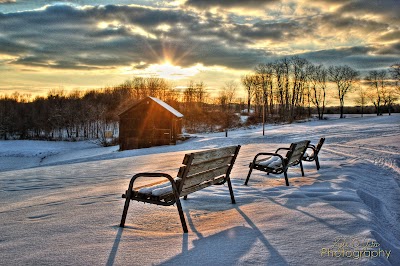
[0,114,399,265]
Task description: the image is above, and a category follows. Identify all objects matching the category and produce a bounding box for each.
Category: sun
[161,60,174,68]
[149,61,190,80]
[125,61,205,80]
[156,61,180,79]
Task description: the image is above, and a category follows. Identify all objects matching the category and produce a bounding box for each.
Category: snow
[139,180,174,197]
[257,156,283,169]
[149,96,184,118]
[1,114,399,265]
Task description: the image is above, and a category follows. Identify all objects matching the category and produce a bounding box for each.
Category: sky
[0,0,399,98]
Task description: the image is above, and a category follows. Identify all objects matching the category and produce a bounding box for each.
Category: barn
[118,96,183,150]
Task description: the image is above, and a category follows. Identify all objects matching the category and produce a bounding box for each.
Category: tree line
[241,58,399,122]
[0,77,179,141]
[0,59,399,141]
[0,76,239,141]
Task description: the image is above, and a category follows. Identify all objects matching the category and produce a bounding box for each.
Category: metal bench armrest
[253,152,285,165]
[122,172,179,198]
[275,147,291,153]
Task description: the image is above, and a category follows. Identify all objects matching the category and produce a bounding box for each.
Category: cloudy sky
[0,0,399,97]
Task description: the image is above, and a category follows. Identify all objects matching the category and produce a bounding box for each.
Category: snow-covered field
[1,115,399,265]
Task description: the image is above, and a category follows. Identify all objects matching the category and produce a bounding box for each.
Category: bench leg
[120,191,131,227]
[244,166,253,185]
[315,156,320,170]
[300,161,305,176]
[176,198,188,233]
[227,178,236,204]
[284,171,290,186]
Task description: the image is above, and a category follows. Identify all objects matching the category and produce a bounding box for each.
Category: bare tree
[132,77,145,99]
[221,81,237,110]
[355,86,368,117]
[328,65,360,118]
[307,64,327,120]
[365,70,387,116]
[291,57,308,119]
[272,61,285,117]
[194,81,207,105]
[255,64,274,116]
[183,81,196,105]
[389,63,400,95]
[146,76,165,98]
[242,74,257,113]
[382,85,398,115]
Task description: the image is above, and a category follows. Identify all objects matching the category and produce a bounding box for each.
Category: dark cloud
[0,2,398,74]
[318,13,388,32]
[298,46,398,72]
[0,4,276,70]
[374,41,400,55]
[184,0,279,9]
[309,0,351,4]
[0,36,30,54]
[238,21,305,41]
[380,30,400,42]
[12,56,102,70]
[337,0,400,21]
[300,46,372,63]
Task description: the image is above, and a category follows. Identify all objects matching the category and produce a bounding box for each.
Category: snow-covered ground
[1,114,399,265]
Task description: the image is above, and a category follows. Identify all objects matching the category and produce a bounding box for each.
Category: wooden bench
[120,145,241,233]
[244,140,310,186]
[302,137,325,170]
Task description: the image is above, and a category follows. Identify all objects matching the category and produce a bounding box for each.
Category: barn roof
[148,97,184,118]
[119,96,183,118]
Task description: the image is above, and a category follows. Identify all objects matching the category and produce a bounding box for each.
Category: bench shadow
[158,207,288,265]
[106,226,123,266]
[158,226,256,265]
[234,206,288,265]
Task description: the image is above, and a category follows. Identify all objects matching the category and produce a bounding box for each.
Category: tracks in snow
[324,143,400,176]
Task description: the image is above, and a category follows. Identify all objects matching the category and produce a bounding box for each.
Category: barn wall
[119,99,182,150]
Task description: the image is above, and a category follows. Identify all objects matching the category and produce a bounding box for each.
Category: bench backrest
[177,145,241,196]
[286,140,310,166]
[314,138,325,156]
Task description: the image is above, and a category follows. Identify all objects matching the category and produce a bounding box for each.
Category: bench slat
[182,165,230,188]
[182,146,238,165]
[180,176,225,196]
[187,155,233,176]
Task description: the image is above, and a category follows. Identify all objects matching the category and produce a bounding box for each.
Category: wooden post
[262,93,265,136]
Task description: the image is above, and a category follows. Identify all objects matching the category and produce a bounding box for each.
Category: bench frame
[302,138,325,170]
[244,140,310,186]
[120,145,241,233]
